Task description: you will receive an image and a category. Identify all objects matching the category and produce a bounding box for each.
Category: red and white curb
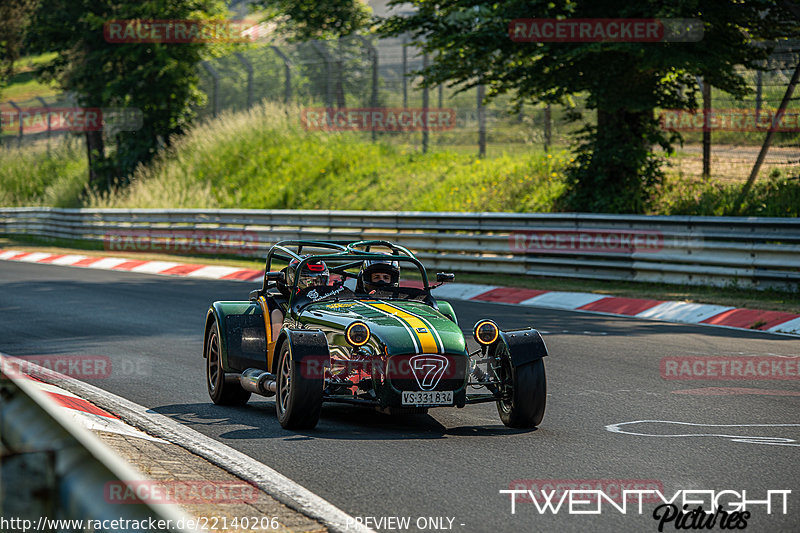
[3,367,165,443]
[2,248,798,337]
[0,249,263,282]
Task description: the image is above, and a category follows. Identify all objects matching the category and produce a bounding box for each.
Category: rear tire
[275,339,324,429]
[497,358,546,428]
[206,318,251,406]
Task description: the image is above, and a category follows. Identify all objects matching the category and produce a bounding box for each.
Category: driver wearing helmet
[356,257,400,294]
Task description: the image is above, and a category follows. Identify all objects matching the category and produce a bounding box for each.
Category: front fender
[272,328,329,379]
[495,328,548,367]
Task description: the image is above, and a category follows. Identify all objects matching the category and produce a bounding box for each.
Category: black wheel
[275,339,324,429]
[497,357,546,428]
[206,318,251,406]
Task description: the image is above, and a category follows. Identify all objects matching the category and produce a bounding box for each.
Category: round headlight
[346,322,370,346]
[473,320,499,345]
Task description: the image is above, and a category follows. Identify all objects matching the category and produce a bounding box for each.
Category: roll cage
[261,240,435,314]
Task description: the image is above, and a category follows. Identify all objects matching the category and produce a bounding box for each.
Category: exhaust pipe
[239,368,277,397]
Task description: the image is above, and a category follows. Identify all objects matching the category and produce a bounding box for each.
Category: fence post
[310,41,334,108]
[270,46,292,105]
[8,101,23,147]
[755,69,763,122]
[422,52,430,153]
[200,61,220,117]
[34,96,52,153]
[733,60,800,214]
[702,77,711,179]
[356,35,379,141]
[234,52,254,109]
[544,103,551,152]
[477,84,486,158]
[402,36,408,108]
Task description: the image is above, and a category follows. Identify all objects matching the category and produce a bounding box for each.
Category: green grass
[1,101,798,218]
[1,52,60,101]
[0,138,87,207]
[86,102,570,212]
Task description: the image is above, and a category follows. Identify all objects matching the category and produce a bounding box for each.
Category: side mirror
[436,272,455,283]
[249,289,263,302]
[266,271,285,283]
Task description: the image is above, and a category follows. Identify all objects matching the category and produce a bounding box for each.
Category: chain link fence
[2,34,798,183]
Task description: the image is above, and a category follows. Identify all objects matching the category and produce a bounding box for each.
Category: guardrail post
[270,46,292,104]
[234,52,254,108]
[200,61,221,117]
[310,41,334,108]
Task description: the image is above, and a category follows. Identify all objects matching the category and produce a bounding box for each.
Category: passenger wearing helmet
[272,256,330,344]
[357,257,400,294]
[287,256,329,293]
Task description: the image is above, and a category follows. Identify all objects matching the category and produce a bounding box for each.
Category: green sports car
[203,240,548,429]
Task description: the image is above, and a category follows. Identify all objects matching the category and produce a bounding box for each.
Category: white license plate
[401,390,453,406]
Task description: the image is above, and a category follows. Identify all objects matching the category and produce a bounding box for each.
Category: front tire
[497,358,546,428]
[206,318,251,406]
[275,339,324,429]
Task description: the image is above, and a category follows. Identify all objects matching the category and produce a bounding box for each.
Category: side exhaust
[239,368,277,397]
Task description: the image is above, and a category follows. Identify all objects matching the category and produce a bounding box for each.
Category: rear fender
[204,301,266,372]
[494,328,548,367]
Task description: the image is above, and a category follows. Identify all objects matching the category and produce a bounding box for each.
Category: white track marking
[606,420,800,447]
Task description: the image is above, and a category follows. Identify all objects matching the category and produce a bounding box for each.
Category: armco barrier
[0,353,197,532]
[0,207,798,289]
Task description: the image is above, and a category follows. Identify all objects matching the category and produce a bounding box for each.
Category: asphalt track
[1,260,798,533]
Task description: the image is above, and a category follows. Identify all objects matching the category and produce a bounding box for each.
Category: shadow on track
[149,401,535,441]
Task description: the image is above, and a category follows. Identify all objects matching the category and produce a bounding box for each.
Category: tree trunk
[85,130,107,191]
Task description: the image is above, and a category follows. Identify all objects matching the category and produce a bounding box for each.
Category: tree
[253,0,371,40]
[380,1,799,213]
[0,0,38,143]
[30,0,228,192]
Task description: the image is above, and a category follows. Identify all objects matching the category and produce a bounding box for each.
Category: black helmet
[357,256,400,293]
[287,256,329,292]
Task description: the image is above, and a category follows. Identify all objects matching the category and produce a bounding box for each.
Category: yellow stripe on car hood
[366,301,440,354]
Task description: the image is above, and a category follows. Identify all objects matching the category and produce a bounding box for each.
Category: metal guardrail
[1,207,799,289]
[0,353,196,532]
